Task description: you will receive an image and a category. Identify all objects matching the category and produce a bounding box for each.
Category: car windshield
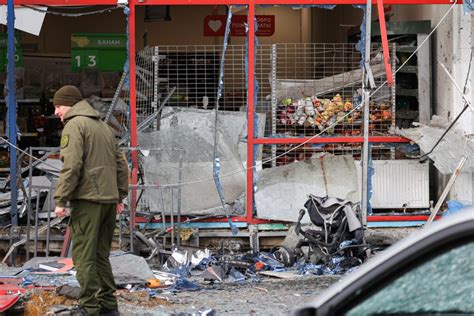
[347,241,474,315]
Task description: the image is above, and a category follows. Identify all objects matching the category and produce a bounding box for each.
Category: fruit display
[277,93,393,135]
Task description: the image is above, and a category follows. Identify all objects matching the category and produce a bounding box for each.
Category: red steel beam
[254,136,411,144]
[246,3,256,223]
[14,0,452,4]
[377,0,394,86]
[1,0,118,4]
[131,0,460,4]
[254,0,461,4]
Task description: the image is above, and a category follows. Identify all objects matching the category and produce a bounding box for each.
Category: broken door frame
[1,0,461,228]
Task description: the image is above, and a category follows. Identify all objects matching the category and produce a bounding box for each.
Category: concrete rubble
[0,108,462,315]
[256,155,360,223]
[394,115,474,174]
[0,239,362,314]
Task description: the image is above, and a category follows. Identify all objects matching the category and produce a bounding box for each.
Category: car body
[293,208,474,316]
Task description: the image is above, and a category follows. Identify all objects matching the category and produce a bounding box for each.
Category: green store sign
[71,33,127,72]
[0,34,23,72]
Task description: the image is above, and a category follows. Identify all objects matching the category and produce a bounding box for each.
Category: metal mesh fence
[114,45,272,134]
[115,43,395,165]
[269,43,395,137]
[264,43,396,165]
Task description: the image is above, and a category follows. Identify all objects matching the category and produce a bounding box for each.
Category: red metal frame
[376,0,394,86]
[0,0,433,4]
[247,3,256,223]
[1,0,458,226]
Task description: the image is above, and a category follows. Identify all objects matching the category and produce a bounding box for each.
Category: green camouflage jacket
[54,100,129,207]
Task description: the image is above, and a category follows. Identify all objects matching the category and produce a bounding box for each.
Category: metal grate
[270,43,395,138]
[116,43,395,165]
[262,43,396,166]
[261,144,394,168]
[115,45,272,136]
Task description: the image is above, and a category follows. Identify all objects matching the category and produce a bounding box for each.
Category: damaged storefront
[0,0,473,314]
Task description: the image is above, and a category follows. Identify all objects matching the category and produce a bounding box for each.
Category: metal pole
[45,183,53,257]
[170,187,174,246]
[361,1,372,227]
[271,44,277,168]
[246,3,256,223]
[6,0,17,226]
[390,43,396,160]
[26,148,33,261]
[104,70,128,123]
[426,156,467,226]
[152,46,159,131]
[129,4,137,254]
[34,188,40,257]
[176,150,183,248]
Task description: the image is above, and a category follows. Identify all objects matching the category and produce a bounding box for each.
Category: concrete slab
[109,253,154,280]
[160,107,266,163]
[255,155,359,223]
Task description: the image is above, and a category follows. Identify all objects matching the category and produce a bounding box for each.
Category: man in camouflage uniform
[53,85,128,316]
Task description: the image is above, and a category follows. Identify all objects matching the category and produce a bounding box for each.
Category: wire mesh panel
[114,43,395,165]
[270,43,395,138]
[262,43,396,165]
[114,45,272,137]
[153,45,272,112]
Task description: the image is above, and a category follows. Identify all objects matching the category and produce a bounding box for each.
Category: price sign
[71,33,127,72]
[0,34,23,72]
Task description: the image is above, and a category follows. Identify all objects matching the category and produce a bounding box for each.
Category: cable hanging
[419,50,473,162]
[22,5,125,17]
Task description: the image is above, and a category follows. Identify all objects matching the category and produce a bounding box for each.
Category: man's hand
[116,203,125,215]
[55,206,69,218]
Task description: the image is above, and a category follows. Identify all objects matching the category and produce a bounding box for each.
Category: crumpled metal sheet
[463,0,474,13]
[138,125,246,214]
[160,107,266,162]
[394,116,474,174]
[139,108,265,214]
[255,155,360,223]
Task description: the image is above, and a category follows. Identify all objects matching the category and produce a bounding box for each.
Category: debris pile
[0,225,366,314]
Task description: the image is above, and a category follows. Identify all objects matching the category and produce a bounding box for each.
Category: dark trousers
[70,200,118,315]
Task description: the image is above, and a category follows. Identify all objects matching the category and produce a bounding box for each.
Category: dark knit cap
[53,85,82,107]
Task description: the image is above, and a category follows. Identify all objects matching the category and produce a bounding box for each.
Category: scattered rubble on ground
[0,193,374,315]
